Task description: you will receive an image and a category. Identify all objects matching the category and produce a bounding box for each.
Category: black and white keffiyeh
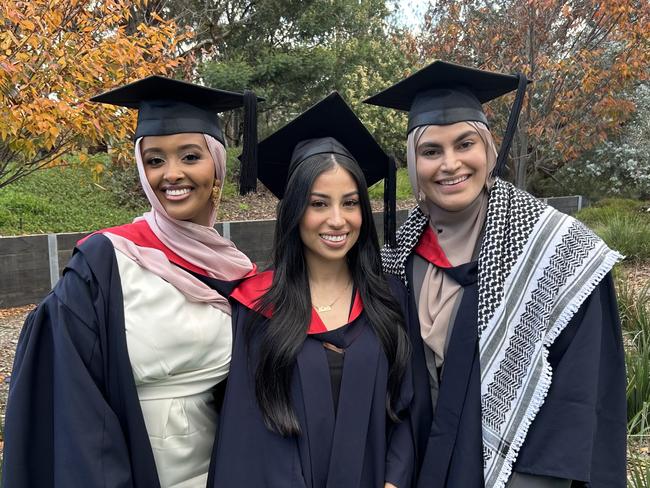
[382,178,622,487]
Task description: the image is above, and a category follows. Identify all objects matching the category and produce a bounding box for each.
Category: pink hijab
[104,134,253,314]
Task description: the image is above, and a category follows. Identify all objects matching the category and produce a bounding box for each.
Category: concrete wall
[0,210,410,308]
[0,195,585,309]
[539,195,588,215]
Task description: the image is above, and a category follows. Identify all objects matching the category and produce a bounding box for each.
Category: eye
[458,139,475,150]
[182,153,200,162]
[146,157,165,166]
[310,199,327,208]
[420,147,441,158]
[343,199,359,207]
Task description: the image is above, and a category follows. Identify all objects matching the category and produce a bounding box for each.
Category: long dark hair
[247,152,411,437]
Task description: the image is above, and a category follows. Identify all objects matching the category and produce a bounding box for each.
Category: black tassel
[384,156,397,248]
[239,90,258,195]
[493,72,528,178]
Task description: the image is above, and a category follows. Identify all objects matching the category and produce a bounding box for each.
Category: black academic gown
[1,234,237,487]
[410,257,627,488]
[209,274,416,488]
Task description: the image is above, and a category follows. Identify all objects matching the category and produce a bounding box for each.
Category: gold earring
[211,182,221,216]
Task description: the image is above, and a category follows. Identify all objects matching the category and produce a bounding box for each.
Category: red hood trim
[79,221,208,275]
[414,225,452,268]
[231,270,363,334]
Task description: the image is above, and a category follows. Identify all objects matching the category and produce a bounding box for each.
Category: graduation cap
[90,75,261,194]
[254,92,397,246]
[364,60,529,177]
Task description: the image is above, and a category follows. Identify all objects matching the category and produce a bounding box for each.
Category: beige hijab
[407,122,497,366]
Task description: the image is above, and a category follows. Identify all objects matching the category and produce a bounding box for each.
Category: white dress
[115,250,232,488]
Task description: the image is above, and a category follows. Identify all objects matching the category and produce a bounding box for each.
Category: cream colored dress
[115,250,232,488]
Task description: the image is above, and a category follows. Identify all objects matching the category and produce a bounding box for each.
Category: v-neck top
[308,287,360,413]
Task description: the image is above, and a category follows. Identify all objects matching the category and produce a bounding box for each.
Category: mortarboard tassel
[239,90,258,195]
[384,156,397,248]
[493,72,528,178]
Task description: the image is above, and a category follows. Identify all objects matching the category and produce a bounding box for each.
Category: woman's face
[299,164,362,266]
[141,133,216,226]
[415,122,488,211]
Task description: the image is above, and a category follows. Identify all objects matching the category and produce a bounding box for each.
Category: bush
[102,158,148,211]
[628,456,650,488]
[618,278,650,437]
[368,168,412,201]
[576,199,650,261]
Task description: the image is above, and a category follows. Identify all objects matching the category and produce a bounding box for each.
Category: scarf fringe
[492,245,623,488]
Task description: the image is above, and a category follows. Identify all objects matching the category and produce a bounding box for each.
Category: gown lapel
[297,339,336,487]
[326,323,381,487]
[417,263,479,486]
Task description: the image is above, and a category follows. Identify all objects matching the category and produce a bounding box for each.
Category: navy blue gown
[409,257,627,487]
[1,234,237,487]
[209,271,418,488]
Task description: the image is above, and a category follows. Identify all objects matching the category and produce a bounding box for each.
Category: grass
[0,163,148,236]
[368,168,412,200]
[576,199,650,262]
[618,274,650,487]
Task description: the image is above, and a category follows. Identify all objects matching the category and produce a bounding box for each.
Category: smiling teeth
[321,234,346,242]
[166,188,191,196]
[439,175,469,185]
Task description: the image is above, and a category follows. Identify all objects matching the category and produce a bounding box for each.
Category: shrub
[368,168,412,201]
[619,280,650,437]
[576,199,650,261]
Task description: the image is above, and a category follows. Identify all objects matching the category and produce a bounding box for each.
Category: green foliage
[620,277,650,484]
[196,0,414,154]
[0,164,147,235]
[576,199,650,261]
[620,280,650,435]
[101,156,149,211]
[368,168,412,201]
[628,456,650,488]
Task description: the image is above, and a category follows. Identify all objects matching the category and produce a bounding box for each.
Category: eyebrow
[418,130,478,148]
[310,190,359,199]
[141,143,205,155]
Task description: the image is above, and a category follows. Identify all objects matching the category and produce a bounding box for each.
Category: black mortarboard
[364,60,529,177]
[90,75,261,194]
[254,92,397,245]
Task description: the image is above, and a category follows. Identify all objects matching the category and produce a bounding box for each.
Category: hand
[384,484,398,488]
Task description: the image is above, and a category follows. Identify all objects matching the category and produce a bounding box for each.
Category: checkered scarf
[381,179,622,487]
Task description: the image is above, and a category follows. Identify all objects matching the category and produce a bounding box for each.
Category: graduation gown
[209,271,417,488]
[1,233,238,487]
[408,256,627,487]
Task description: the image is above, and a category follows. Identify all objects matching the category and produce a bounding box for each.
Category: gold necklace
[312,280,352,313]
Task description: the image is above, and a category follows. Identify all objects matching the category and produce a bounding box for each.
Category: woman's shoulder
[230,270,273,316]
[384,273,409,302]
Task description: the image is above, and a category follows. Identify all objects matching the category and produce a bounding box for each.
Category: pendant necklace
[312,280,352,313]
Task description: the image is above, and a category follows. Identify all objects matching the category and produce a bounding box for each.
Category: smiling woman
[412,122,493,212]
[141,133,219,226]
[1,76,258,488]
[211,93,418,488]
[368,60,627,488]
[299,162,362,268]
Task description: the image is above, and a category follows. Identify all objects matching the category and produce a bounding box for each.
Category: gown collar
[231,270,363,334]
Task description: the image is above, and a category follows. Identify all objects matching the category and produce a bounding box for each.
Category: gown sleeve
[513,273,627,487]
[384,277,417,488]
[1,247,135,487]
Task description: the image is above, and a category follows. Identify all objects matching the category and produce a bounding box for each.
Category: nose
[440,151,462,172]
[326,205,345,228]
[163,159,184,182]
